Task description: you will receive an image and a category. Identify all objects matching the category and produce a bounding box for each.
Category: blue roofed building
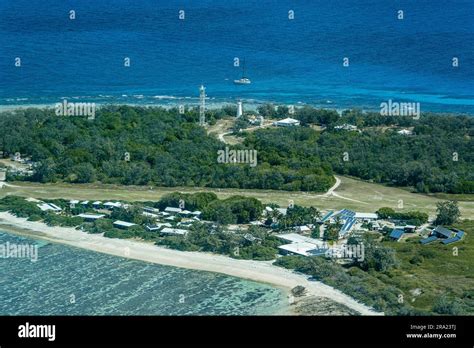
[389,228,404,241]
[420,226,465,245]
[420,235,438,245]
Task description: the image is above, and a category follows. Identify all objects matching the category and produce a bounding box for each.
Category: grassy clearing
[378,220,474,313]
[1,176,473,218]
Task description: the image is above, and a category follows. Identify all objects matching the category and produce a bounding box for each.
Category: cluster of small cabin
[143,206,202,236]
[36,199,204,237]
[83,201,203,236]
[388,225,465,245]
[34,198,466,249]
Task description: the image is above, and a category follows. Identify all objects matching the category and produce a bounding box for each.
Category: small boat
[234,59,251,85]
[234,77,251,84]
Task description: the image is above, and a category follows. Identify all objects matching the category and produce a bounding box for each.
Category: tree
[72,163,96,183]
[433,296,463,315]
[323,223,340,241]
[357,236,398,272]
[435,200,461,226]
[376,207,395,219]
[33,158,57,183]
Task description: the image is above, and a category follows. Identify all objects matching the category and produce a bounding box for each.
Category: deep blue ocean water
[0,0,473,113]
[0,232,288,315]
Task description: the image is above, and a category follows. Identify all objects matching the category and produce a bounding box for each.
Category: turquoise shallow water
[0,231,289,315]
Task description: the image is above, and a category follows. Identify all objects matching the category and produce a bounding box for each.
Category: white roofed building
[113,220,137,229]
[273,117,300,127]
[78,213,105,222]
[37,203,62,212]
[104,202,122,210]
[160,227,188,236]
[354,212,378,220]
[164,207,182,214]
[397,129,413,136]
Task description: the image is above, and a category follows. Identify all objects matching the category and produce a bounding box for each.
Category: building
[92,201,103,209]
[113,220,137,229]
[104,202,122,210]
[403,225,417,233]
[142,211,160,219]
[160,227,188,236]
[0,170,6,181]
[243,233,261,243]
[278,242,325,257]
[326,209,381,238]
[78,213,105,222]
[145,223,173,232]
[397,129,413,136]
[143,206,160,214]
[276,233,328,256]
[295,225,311,233]
[164,207,182,214]
[420,226,465,245]
[273,117,300,127]
[320,211,334,223]
[442,230,465,245]
[389,228,404,241]
[432,226,454,239]
[37,203,62,212]
[354,212,378,221]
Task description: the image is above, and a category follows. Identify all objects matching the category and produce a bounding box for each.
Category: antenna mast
[199,85,206,126]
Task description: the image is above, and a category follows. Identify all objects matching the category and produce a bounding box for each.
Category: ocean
[0,0,473,113]
[0,231,289,315]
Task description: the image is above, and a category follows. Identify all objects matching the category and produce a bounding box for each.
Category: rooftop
[161,227,188,236]
[273,117,300,125]
[164,207,182,213]
[278,242,326,257]
[433,226,454,238]
[354,212,378,220]
[389,229,404,240]
[113,220,137,228]
[78,213,105,220]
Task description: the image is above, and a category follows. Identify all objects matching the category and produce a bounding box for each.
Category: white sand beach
[0,211,382,316]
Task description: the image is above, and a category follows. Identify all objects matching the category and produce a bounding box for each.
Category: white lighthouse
[237,100,243,118]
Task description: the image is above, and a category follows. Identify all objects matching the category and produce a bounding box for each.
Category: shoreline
[1,100,473,117]
[0,212,382,316]
[0,101,346,115]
